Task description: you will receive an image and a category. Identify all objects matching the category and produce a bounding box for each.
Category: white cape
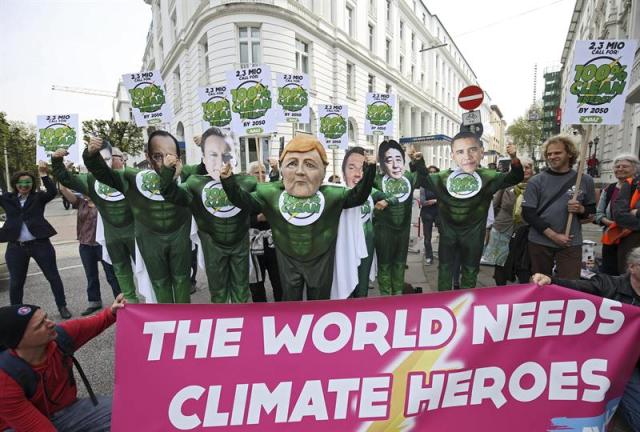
[330,206,368,299]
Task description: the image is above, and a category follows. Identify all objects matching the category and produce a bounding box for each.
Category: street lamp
[419,43,448,53]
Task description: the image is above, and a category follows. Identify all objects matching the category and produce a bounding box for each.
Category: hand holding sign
[220,162,233,179]
[87,136,103,155]
[52,148,69,159]
[506,144,517,159]
[37,161,49,176]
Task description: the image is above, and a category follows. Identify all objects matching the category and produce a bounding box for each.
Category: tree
[82,119,144,156]
[0,112,38,191]
[506,105,543,160]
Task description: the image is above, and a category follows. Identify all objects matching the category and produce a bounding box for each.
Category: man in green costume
[414,131,522,291]
[159,127,254,303]
[341,146,395,298]
[220,134,376,301]
[373,140,427,295]
[84,131,192,303]
[51,144,138,303]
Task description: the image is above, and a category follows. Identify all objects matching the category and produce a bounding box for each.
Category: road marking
[0,264,83,281]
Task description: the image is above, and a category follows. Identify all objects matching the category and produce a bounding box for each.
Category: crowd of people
[1,128,640,430]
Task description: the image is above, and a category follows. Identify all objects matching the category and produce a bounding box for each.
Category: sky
[0,0,576,126]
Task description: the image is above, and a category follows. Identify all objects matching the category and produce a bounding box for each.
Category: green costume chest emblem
[446,170,482,199]
[201,180,241,218]
[278,191,325,226]
[135,170,165,201]
[94,180,124,202]
[382,175,411,203]
[361,196,374,223]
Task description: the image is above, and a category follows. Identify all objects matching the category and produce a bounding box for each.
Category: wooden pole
[564,125,592,235]
[256,135,262,167]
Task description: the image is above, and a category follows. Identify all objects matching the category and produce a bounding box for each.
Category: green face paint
[16,180,33,187]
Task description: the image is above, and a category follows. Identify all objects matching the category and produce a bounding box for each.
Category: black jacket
[0,176,58,242]
[552,273,640,306]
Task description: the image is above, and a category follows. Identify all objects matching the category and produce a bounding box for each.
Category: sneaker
[81,305,102,316]
[58,306,72,319]
[424,257,433,266]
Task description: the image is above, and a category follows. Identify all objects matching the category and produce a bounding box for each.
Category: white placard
[226,65,277,136]
[275,73,310,124]
[37,114,81,164]
[364,93,395,136]
[122,70,173,127]
[198,85,232,131]
[317,104,348,150]
[563,39,637,125]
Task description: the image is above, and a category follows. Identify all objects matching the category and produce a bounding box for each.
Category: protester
[58,186,121,315]
[52,145,139,304]
[340,147,393,298]
[0,294,126,431]
[419,165,440,266]
[482,157,534,285]
[84,132,192,303]
[221,134,375,300]
[247,161,282,302]
[160,127,253,303]
[522,134,596,279]
[532,246,640,431]
[0,163,70,319]
[414,132,523,291]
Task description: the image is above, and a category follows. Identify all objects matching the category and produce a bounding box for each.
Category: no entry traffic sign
[458,85,484,110]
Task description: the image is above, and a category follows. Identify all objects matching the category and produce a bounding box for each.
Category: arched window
[348,117,358,146]
[176,122,186,162]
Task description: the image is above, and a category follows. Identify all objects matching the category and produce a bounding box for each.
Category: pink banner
[112,284,640,431]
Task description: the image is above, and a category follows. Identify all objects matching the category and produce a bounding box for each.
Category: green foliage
[277,86,308,112]
[230,83,272,119]
[367,103,393,126]
[129,85,165,112]
[0,112,37,190]
[319,115,347,139]
[506,105,543,154]
[82,119,144,156]
[203,99,232,127]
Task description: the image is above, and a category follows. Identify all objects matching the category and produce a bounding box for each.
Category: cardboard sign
[318,104,348,150]
[226,65,277,136]
[365,93,395,136]
[36,114,80,164]
[276,73,310,124]
[123,70,173,127]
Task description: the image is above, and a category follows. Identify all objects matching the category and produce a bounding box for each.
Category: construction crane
[51,85,116,98]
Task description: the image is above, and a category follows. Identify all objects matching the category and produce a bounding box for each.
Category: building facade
[542,68,561,140]
[141,0,497,174]
[559,0,638,184]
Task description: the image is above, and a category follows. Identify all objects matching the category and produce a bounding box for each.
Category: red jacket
[0,308,116,432]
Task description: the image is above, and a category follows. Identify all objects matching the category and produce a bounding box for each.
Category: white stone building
[141,0,496,174]
[559,0,639,184]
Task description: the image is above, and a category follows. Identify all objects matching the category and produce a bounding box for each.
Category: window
[385,38,391,63]
[368,24,375,51]
[399,54,404,73]
[421,72,425,88]
[170,9,177,42]
[295,38,309,73]
[199,36,210,85]
[411,32,415,51]
[346,5,354,37]
[368,74,375,93]
[239,26,261,65]
[369,0,376,17]
[411,65,415,82]
[347,62,355,98]
[386,0,391,22]
[385,83,392,94]
[400,20,404,40]
[158,38,164,59]
[173,67,182,111]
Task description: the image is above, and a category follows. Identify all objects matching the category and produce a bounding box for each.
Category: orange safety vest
[602,178,640,245]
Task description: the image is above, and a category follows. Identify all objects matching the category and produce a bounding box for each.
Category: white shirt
[17,194,36,242]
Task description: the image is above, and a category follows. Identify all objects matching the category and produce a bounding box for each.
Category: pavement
[0,197,630,431]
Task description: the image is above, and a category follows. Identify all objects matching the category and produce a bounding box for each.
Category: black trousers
[249,246,282,302]
[6,238,67,307]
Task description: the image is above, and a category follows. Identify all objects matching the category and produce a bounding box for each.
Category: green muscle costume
[416,160,523,291]
[159,165,256,303]
[51,157,138,303]
[352,189,398,298]
[373,163,424,296]
[221,163,375,301]
[83,150,192,303]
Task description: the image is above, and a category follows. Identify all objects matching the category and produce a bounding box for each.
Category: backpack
[0,325,98,406]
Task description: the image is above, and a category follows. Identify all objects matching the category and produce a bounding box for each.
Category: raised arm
[83,147,127,193]
[490,145,523,194]
[159,155,193,207]
[220,163,265,213]
[38,162,58,203]
[343,157,376,209]
[51,150,90,195]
